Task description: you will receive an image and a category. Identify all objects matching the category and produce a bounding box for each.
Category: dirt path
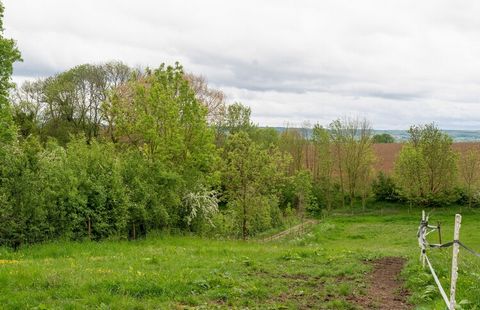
[351,257,411,310]
[262,219,318,242]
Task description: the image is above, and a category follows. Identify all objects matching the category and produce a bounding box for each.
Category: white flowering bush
[183,189,219,227]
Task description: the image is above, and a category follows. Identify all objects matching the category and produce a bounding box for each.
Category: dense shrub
[371,172,400,202]
[310,182,343,214]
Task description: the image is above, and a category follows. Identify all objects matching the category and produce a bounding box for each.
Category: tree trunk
[87,217,92,240]
[362,192,366,211]
[242,203,247,240]
[339,162,345,209]
[242,185,247,240]
[326,186,332,213]
[468,185,472,209]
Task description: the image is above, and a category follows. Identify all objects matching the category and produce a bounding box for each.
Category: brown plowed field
[301,142,480,176]
[373,142,480,173]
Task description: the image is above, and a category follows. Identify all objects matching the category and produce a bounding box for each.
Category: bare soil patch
[266,272,326,309]
[350,257,411,310]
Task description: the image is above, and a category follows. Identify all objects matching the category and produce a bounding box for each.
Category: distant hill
[269,127,480,142]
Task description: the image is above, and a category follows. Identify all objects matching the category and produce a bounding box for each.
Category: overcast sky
[4,0,480,129]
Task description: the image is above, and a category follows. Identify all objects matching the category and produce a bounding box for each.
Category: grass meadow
[0,205,479,309]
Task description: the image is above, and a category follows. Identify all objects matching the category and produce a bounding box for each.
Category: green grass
[1,206,480,309]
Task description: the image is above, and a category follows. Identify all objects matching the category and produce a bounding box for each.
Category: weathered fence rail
[417,211,480,309]
[262,219,318,242]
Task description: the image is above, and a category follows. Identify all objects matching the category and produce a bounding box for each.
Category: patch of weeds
[347,234,366,240]
[323,299,355,309]
[192,279,212,292]
[280,251,302,261]
[241,256,254,267]
[145,256,160,265]
[245,286,268,299]
[42,273,63,289]
[337,282,353,296]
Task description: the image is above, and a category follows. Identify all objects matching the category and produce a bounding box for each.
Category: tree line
[1,1,479,248]
[2,57,382,246]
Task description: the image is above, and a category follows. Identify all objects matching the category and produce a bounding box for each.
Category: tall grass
[0,206,479,308]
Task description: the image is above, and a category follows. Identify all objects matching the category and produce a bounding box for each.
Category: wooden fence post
[449,214,462,310]
[421,210,426,268]
[437,221,442,245]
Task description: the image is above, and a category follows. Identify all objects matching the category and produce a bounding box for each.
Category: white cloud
[4,0,480,128]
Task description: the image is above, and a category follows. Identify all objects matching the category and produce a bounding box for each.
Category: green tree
[279,127,306,175]
[222,132,286,239]
[293,169,315,217]
[0,1,21,145]
[65,138,128,240]
[120,149,180,237]
[311,124,335,211]
[223,102,254,134]
[329,117,375,209]
[459,148,480,208]
[0,137,46,247]
[394,124,457,206]
[111,63,219,231]
[250,127,280,149]
[214,102,255,146]
[11,80,44,138]
[12,62,132,144]
[372,133,395,143]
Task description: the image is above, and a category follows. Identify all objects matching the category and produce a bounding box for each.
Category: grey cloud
[4,0,480,128]
[13,56,59,78]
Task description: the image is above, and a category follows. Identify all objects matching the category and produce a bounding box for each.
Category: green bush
[371,172,400,202]
[453,187,480,208]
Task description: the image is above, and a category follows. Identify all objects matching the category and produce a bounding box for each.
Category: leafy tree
[394,124,457,206]
[0,137,45,247]
[329,117,375,209]
[112,63,217,187]
[12,62,132,144]
[250,127,280,149]
[459,147,480,208]
[36,140,79,239]
[11,80,44,138]
[372,133,395,143]
[222,132,286,239]
[65,138,128,240]
[0,1,21,145]
[120,149,180,238]
[293,169,315,216]
[311,124,335,211]
[279,127,306,175]
[184,73,226,125]
[224,102,254,133]
[213,102,256,147]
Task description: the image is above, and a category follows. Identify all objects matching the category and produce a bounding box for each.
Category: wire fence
[417,211,480,309]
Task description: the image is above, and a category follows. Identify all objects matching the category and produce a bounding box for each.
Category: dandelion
[0,260,19,265]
